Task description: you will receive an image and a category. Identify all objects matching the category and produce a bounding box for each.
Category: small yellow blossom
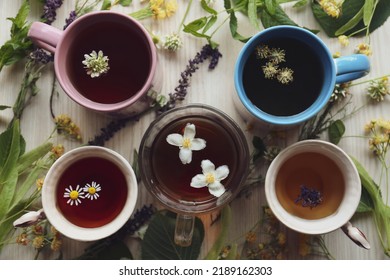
[277,232,286,246]
[367,77,389,102]
[16,233,29,246]
[298,234,311,257]
[355,43,372,56]
[319,0,343,18]
[332,51,341,58]
[277,67,294,84]
[268,48,286,64]
[262,62,279,79]
[365,118,390,157]
[36,177,44,191]
[150,0,177,19]
[51,237,63,251]
[50,144,65,159]
[32,236,45,249]
[245,231,257,243]
[32,225,44,235]
[54,114,82,141]
[338,35,349,47]
[255,44,271,59]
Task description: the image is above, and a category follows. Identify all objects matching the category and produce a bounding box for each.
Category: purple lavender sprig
[294,185,323,208]
[41,0,63,25]
[158,44,222,114]
[64,10,77,30]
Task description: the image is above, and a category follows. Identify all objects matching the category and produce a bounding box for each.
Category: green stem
[177,0,194,34]
[350,74,390,87]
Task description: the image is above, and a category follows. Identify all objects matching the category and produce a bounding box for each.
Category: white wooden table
[0,0,389,260]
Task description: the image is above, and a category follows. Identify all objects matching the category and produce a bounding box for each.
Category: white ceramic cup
[42,146,138,241]
[265,140,370,249]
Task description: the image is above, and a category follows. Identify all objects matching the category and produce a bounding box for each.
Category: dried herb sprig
[295,185,323,208]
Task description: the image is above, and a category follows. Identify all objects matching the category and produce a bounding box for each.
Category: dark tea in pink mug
[28,11,161,117]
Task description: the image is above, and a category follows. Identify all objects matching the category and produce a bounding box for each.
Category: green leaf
[259,1,298,28]
[184,17,208,32]
[0,0,32,71]
[0,121,21,219]
[101,0,112,10]
[201,0,217,15]
[312,0,390,37]
[363,0,375,26]
[328,119,345,144]
[141,211,204,260]
[335,6,364,36]
[224,0,232,10]
[78,239,133,260]
[0,106,11,111]
[17,142,52,174]
[119,0,133,6]
[228,11,251,42]
[204,206,231,259]
[265,0,276,15]
[293,0,308,8]
[203,15,218,34]
[248,0,259,29]
[357,186,374,213]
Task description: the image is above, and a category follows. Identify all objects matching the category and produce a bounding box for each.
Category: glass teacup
[138,104,249,246]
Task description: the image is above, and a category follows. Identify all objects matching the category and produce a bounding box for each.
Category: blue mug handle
[334,54,370,84]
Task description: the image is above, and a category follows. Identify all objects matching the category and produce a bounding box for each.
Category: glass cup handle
[174,214,195,247]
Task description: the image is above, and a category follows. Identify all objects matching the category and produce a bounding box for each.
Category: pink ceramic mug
[28,11,161,117]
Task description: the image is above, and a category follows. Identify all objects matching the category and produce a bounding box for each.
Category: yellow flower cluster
[355,43,373,56]
[365,118,390,158]
[54,114,82,141]
[338,35,349,47]
[319,0,343,18]
[150,0,178,19]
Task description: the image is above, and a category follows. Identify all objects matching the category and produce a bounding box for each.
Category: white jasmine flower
[82,50,110,78]
[190,159,229,197]
[64,185,85,206]
[166,123,206,164]
[83,181,102,200]
[13,209,45,228]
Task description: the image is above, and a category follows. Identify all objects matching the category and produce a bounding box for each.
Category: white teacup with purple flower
[265,140,370,249]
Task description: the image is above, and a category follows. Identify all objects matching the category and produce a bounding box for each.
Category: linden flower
[82,50,110,78]
[338,35,349,47]
[277,67,294,84]
[354,43,372,56]
[64,185,85,206]
[262,62,279,79]
[268,48,286,64]
[367,77,389,102]
[318,0,343,18]
[166,123,206,164]
[190,159,229,197]
[255,44,271,59]
[83,181,102,200]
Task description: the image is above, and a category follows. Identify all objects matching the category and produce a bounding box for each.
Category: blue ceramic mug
[234,25,370,128]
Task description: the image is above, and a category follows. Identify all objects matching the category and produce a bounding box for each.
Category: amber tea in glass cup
[138,104,249,246]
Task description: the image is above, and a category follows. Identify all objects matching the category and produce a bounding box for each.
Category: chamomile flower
[63,185,85,206]
[83,181,102,200]
[166,123,206,164]
[190,159,229,197]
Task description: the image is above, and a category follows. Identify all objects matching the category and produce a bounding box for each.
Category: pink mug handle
[28,22,63,54]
